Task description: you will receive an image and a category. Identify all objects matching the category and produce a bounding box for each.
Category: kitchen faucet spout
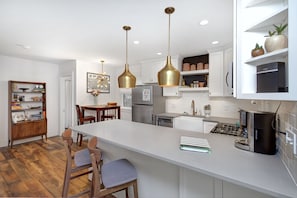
[191,100,197,115]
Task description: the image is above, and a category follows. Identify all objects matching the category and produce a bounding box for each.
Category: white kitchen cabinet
[208,50,224,96]
[141,59,164,84]
[179,168,214,198]
[178,87,209,92]
[203,121,217,133]
[222,180,272,198]
[141,56,181,84]
[180,168,272,198]
[235,0,297,100]
[223,47,233,96]
[163,86,181,96]
[120,108,131,121]
[173,116,204,133]
[208,46,233,97]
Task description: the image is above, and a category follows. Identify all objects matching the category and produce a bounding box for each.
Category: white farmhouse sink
[173,116,204,133]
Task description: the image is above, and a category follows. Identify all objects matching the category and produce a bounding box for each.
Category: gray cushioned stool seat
[74,148,91,167]
[102,158,137,188]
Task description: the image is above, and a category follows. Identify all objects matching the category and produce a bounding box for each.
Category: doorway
[59,75,74,134]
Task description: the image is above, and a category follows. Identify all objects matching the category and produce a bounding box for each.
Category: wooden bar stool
[61,129,92,198]
[88,137,138,198]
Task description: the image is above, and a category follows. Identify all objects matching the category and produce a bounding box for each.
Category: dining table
[80,104,121,122]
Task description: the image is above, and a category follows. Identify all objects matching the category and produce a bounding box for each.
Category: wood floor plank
[0,152,5,161]
[8,158,31,179]
[0,175,10,196]
[0,136,91,198]
[0,161,20,184]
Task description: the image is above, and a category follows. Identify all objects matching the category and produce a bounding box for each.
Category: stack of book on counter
[180,136,211,153]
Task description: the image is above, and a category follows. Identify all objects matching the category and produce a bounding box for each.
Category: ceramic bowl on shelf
[19,88,29,92]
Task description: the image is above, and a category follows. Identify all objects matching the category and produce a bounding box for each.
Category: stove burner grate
[211,123,242,136]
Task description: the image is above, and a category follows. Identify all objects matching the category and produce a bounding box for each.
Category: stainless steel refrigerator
[132,85,165,124]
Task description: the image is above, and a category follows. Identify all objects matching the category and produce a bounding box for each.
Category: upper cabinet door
[141,56,181,84]
[141,60,164,84]
[234,0,297,100]
[208,51,224,97]
[208,46,233,97]
[223,47,233,96]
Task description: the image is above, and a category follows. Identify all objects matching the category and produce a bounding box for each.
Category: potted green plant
[251,43,264,57]
[264,23,288,52]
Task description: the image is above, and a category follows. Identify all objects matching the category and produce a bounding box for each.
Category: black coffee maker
[236,110,276,155]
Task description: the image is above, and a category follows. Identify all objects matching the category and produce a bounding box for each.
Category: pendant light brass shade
[118,26,136,88]
[158,7,180,87]
[158,55,180,86]
[118,63,136,88]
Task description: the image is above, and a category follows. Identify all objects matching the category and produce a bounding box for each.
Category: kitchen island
[71,120,297,198]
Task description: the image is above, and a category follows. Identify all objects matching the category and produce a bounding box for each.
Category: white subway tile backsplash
[289,113,297,128]
[278,102,297,183]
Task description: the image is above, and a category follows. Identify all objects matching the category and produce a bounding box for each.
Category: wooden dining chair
[88,137,138,198]
[101,103,117,121]
[76,104,96,146]
[100,109,116,121]
[62,129,92,198]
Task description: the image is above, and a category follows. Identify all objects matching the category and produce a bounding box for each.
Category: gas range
[211,123,243,137]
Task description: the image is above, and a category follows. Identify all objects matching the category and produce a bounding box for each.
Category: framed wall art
[87,72,110,93]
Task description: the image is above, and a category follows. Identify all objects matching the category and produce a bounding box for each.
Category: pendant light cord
[168,13,171,56]
[126,29,128,69]
[101,60,104,74]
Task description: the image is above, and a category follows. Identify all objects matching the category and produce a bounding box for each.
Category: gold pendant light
[158,7,180,87]
[97,60,109,89]
[118,26,136,88]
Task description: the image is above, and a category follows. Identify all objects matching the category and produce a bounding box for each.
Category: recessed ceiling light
[212,41,219,45]
[200,19,208,26]
[157,52,162,56]
[133,40,140,45]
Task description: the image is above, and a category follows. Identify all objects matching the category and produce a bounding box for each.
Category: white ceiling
[0,0,233,67]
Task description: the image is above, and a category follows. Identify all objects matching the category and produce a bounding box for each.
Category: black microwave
[256,62,287,93]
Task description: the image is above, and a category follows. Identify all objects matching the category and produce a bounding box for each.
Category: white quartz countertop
[71,120,297,198]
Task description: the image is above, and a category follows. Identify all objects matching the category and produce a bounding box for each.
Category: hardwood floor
[0,136,90,197]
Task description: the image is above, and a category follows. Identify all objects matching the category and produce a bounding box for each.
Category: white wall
[0,55,59,147]
[75,60,118,106]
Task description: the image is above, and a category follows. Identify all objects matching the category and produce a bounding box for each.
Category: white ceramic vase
[93,96,99,104]
[264,35,288,52]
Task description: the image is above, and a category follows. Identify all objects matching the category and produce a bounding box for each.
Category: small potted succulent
[251,43,264,57]
[264,23,288,52]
